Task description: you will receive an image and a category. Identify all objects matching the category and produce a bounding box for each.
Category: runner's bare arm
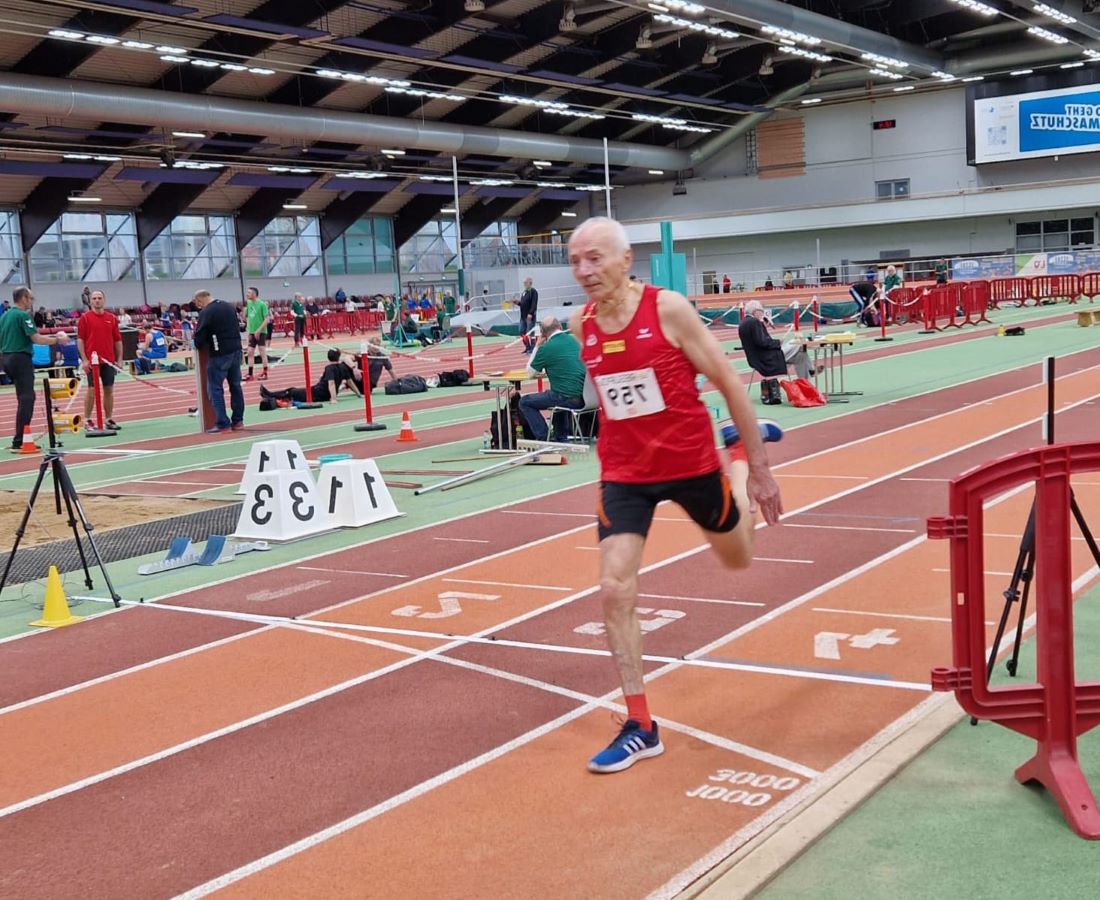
[657,290,783,524]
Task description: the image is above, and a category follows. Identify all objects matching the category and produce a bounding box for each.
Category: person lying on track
[258,349,362,406]
[568,217,784,774]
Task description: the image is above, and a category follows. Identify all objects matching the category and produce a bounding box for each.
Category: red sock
[625,693,652,730]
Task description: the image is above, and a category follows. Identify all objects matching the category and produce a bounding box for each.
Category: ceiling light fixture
[172,131,206,138]
[463,0,485,11]
[1061,61,1086,68]
[1032,2,1076,25]
[869,68,905,80]
[499,95,604,119]
[894,86,915,92]
[419,175,454,182]
[191,59,220,67]
[561,211,578,217]
[69,195,102,203]
[860,51,908,69]
[48,29,84,40]
[559,3,576,32]
[632,112,713,132]
[248,67,275,76]
[653,14,738,40]
[962,75,985,81]
[220,63,248,72]
[636,26,653,50]
[440,207,457,214]
[1027,26,1069,44]
[86,35,120,45]
[160,55,190,63]
[380,149,406,156]
[282,203,308,210]
[779,46,832,63]
[122,40,154,50]
[470,178,515,186]
[1084,49,1100,59]
[155,45,187,54]
[648,169,665,175]
[384,86,465,102]
[801,98,822,104]
[1010,68,1034,75]
[949,0,998,15]
[533,160,553,167]
[760,25,821,46]
[268,166,313,173]
[664,0,705,13]
[343,172,389,179]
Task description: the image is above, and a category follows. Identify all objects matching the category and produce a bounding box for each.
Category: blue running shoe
[587,719,664,773]
[721,419,783,449]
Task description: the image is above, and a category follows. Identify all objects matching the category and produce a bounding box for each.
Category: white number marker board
[237,440,310,495]
[233,469,331,541]
[314,459,400,528]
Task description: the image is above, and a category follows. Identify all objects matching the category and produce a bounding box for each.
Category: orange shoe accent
[396,411,419,442]
[18,426,38,454]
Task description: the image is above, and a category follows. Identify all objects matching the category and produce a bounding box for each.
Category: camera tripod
[0,380,120,606]
[976,355,1099,720]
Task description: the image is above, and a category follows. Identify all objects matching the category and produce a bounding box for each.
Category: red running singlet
[580,284,719,483]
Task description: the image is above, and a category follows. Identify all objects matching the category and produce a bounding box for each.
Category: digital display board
[973,82,1100,163]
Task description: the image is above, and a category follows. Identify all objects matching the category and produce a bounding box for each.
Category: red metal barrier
[961,280,992,326]
[928,442,1100,839]
[1031,274,1081,305]
[1081,273,1100,300]
[989,277,1033,308]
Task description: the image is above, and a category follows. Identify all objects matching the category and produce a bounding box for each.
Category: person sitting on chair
[520,316,587,441]
[134,327,168,374]
[259,349,361,407]
[402,312,431,347]
[738,301,813,405]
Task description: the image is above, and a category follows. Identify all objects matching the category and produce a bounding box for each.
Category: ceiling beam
[136,182,212,252]
[235,189,305,251]
[392,194,449,248]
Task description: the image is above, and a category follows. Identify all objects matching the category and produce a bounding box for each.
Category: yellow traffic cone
[30,566,83,628]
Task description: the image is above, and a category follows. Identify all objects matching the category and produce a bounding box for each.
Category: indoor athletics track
[0,311,1098,898]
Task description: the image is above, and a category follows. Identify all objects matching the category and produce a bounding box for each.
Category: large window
[875,179,910,200]
[325,217,394,275]
[145,214,236,281]
[402,219,459,274]
[0,210,22,284]
[1015,217,1095,252]
[29,212,139,283]
[240,216,321,278]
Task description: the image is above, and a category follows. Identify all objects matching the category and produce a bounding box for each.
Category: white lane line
[0,628,271,717]
[443,578,573,592]
[639,593,765,608]
[754,557,815,564]
[296,566,409,578]
[502,510,596,518]
[932,568,1014,576]
[812,607,955,625]
[783,523,918,534]
[433,537,490,544]
[575,545,601,551]
[776,474,869,480]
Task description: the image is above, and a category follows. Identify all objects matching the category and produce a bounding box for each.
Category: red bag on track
[779,378,827,408]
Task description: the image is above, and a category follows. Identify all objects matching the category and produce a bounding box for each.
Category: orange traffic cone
[396,411,419,442]
[18,426,38,454]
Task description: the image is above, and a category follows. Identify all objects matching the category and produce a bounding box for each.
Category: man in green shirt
[243,286,271,381]
[520,316,588,441]
[291,292,307,348]
[0,286,70,452]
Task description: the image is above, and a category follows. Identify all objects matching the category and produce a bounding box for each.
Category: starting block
[138,535,270,575]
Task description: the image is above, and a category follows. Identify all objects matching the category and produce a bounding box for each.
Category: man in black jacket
[738,300,789,405]
[519,276,538,353]
[192,289,245,432]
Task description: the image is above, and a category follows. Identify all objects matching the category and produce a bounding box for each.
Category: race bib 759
[594,368,666,420]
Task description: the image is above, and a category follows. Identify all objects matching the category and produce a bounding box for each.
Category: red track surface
[1,337,1098,898]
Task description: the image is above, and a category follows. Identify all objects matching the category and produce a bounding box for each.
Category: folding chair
[549,374,599,443]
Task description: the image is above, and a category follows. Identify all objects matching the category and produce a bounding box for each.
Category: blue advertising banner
[1046,251,1079,275]
[1019,90,1100,155]
[952,257,1015,279]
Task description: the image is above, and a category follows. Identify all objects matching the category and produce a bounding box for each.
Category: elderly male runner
[568,218,784,773]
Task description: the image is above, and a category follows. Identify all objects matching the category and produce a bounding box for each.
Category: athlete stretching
[569,218,784,773]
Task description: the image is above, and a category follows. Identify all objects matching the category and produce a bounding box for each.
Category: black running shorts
[596,470,740,541]
[97,363,116,388]
[248,332,267,348]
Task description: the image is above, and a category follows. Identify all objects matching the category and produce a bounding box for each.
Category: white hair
[568,216,631,254]
[745,299,764,316]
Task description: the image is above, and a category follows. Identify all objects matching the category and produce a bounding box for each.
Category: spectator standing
[117,308,132,327]
[291,293,307,347]
[243,286,271,381]
[882,265,903,322]
[518,277,539,354]
[520,316,586,441]
[0,287,70,452]
[935,258,949,285]
[763,276,775,290]
[77,289,124,429]
[722,273,731,294]
[334,287,347,304]
[192,290,244,433]
[33,307,53,328]
[80,286,92,311]
[305,296,321,340]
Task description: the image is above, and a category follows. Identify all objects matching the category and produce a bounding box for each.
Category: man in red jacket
[77,289,123,430]
[569,217,783,773]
